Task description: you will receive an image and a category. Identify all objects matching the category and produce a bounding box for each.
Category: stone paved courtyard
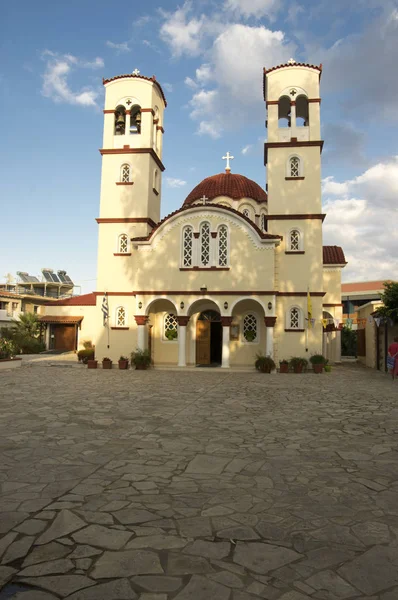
[0,363,397,600]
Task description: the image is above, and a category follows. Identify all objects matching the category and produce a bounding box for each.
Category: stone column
[221,317,233,368]
[264,317,277,358]
[177,316,190,367]
[134,315,149,350]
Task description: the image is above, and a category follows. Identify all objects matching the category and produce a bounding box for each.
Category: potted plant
[102,357,112,369]
[309,354,326,374]
[87,358,98,369]
[289,357,308,373]
[279,359,289,373]
[324,360,332,373]
[78,349,95,364]
[245,330,257,342]
[131,348,151,370]
[165,329,178,341]
[118,355,129,370]
[255,353,276,373]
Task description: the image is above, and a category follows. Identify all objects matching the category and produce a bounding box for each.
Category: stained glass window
[218,226,228,267]
[243,314,257,342]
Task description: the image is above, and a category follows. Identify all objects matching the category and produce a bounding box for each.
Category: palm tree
[12,312,40,338]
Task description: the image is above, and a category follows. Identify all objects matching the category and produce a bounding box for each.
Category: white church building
[41,61,346,367]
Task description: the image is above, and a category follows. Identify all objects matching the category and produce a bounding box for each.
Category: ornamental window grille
[242,208,250,218]
[290,229,300,251]
[243,313,257,342]
[218,225,228,267]
[290,157,300,177]
[261,214,267,232]
[164,313,178,341]
[116,307,126,327]
[121,164,130,182]
[118,234,128,253]
[290,308,300,329]
[183,226,193,267]
[200,222,211,266]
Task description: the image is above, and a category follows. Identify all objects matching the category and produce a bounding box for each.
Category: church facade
[42,61,346,367]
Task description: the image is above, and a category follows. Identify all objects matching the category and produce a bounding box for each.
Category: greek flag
[101,293,109,326]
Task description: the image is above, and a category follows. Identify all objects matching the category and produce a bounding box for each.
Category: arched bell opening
[114,105,126,135]
[296,95,309,127]
[278,95,291,128]
[129,105,141,134]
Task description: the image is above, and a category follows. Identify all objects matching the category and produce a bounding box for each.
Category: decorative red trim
[177,316,190,326]
[279,292,325,297]
[152,188,159,196]
[141,108,155,115]
[96,217,157,227]
[110,327,130,330]
[285,251,305,255]
[99,148,165,172]
[290,101,296,106]
[266,100,279,106]
[265,140,324,150]
[221,317,233,326]
[179,267,230,271]
[308,98,321,103]
[193,232,200,239]
[153,119,159,125]
[133,291,277,296]
[125,110,131,115]
[324,303,343,307]
[94,292,136,296]
[264,316,277,327]
[284,328,305,332]
[103,109,115,114]
[156,126,164,133]
[113,253,132,256]
[116,182,134,186]
[211,232,217,238]
[285,177,305,180]
[134,315,149,325]
[267,214,325,221]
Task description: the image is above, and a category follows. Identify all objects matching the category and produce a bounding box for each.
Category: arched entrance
[196,310,222,366]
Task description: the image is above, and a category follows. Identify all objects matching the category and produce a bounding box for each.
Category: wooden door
[196,320,210,365]
[54,325,76,351]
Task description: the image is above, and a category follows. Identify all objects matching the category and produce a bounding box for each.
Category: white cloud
[196,63,212,83]
[159,3,208,57]
[323,157,398,281]
[224,0,280,20]
[106,41,130,53]
[41,52,103,107]
[241,145,253,155]
[163,82,173,93]
[197,120,222,139]
[166,177,187,188]
[185,76,198,89]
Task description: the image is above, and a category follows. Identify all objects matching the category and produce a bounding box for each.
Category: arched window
[118,234,128,254]
[153,169,159,192]
[289,229,301,251]
[121,164,130,183]
[289,307,302,329]
[114,105,126,135]
[289,156,301,178]
[200,222,211,267]
[242,208,250,218]
[278,95,291,128]
[296,95,309,127]
[243,313,258,343]
[218,225,228,267]
[129,105,141,134]
[164,313,178,341]
[261,214,267,232]
[116,306,126,327]
[182,226,193,267]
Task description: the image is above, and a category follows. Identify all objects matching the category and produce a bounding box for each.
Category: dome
[183,172,267,206]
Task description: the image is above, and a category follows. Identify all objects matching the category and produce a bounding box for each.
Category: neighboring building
[356,301,398,372]
[41,61,346,365]
[342,281,389,328]
[0,269,74,299]
[0,290,55,329]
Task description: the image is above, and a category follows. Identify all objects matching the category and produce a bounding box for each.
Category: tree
[12,312,40,338]
[375,281,398,323]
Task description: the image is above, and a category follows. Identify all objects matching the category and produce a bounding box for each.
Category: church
[41,60,346,368]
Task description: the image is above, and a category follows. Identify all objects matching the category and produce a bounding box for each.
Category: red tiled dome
[323,246,347,265]
[183,173,267,206]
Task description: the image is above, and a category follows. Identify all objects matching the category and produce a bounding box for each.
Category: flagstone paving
[0,363,397,599]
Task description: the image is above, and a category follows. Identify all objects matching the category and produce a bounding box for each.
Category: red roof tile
[184,173,267,206]
[342,281,390,293]
[102,74,167,107]
[38,316,84,324]
[44,293,96,307]
[323,246,347,265]
[263,63,322,101]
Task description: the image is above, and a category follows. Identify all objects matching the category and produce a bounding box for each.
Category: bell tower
[264,60,322,215]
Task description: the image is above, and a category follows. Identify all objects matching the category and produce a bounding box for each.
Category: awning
[38,316,84,324]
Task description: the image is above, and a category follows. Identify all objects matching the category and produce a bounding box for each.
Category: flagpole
[107,316,110,349]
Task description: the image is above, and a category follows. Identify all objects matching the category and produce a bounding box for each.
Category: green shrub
[309,354,326,365]
[0,338,18,359]
[82,340,93,349]
[131,348,151,367]
[17,337,46,354]
[77,349,95,363]
[255,353,276,373]
[289,357,308,369]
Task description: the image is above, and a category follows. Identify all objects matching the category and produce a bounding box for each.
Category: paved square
[0,363,397,599]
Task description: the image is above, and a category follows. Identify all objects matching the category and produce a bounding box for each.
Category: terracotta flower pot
[102,360,112,369]
[293,365,303,374]
[135,364,148,370]
[118,360,129,370]
[279,363,289,373]
[87,360,98,369]
[313,364,323,374]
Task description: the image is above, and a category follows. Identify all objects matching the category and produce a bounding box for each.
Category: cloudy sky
[1,0,397,292]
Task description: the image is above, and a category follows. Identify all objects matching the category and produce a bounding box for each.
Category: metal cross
[288,58,296,64]
[200,195,209,205]
[132,68,140,75]
[222,151,234,172]
[126,99,132,105]
[290,88,297,96]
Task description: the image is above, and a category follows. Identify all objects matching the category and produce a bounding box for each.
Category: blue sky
[1,0,398,293]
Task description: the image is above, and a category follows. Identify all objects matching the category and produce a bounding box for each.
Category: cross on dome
[222,151,234,173]
[287,58,296,64]
[200,195,209,205]
[132,68,140,75]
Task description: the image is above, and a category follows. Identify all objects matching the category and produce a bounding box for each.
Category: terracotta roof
[0,290,22,299]
[323,246,347,265]
[263,63,322,101]
[342,281,390,293]
[38,316,84,324]
[44,293,96,307]
[131,203,281,243]
[184,173,267,206]
[102,74,167,107]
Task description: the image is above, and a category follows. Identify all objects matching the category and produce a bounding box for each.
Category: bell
[115,112,125,134]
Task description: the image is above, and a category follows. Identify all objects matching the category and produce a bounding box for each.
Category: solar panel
[42,270,54,283]
[57,271,68,283]
[17,272,30,282]
[65,275,73,284]
[51,273,60,283]
[27,276,39,282]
